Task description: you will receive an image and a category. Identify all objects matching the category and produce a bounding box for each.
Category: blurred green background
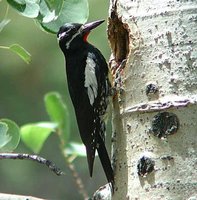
[0,0,111,199]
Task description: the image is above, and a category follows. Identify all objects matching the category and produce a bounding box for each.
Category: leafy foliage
[65,142,86,157]
[0,119,20,152]
[0,43,31,64]
[44,92,70,144]
[7,0,89,33]
[0,122,10,149]
[9,44,31,64]
[38,0,89,33]
[1,0,89,157]
[0,91,87,157]
[18,92,86,157]
[20,122,57,153]
[1,0,89,63]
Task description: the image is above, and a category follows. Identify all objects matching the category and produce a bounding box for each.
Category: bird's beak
[81,19,105,33]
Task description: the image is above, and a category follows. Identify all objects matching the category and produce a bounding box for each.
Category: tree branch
[0,153,64,176]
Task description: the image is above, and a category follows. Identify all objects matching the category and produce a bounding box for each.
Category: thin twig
[0,153,64,176]
[57,131,89,200]
[0,46,9,49]
[65,157,89,200]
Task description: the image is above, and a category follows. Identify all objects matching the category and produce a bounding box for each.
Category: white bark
[108,0,197,199]
[0,193,45,200]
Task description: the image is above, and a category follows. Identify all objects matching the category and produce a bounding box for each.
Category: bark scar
[108,3,130,92]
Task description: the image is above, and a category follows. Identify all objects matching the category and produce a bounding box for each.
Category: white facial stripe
[85,53,98,105]
[65,30,79,49]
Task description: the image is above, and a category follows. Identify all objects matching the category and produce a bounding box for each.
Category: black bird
[57,20,114,187]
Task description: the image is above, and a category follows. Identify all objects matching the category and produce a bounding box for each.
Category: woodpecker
[57,20,114,187]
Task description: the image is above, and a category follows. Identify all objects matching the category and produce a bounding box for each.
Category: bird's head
[57,19,104,52]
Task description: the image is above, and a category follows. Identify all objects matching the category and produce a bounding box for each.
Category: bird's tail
[97,134,114,190]
[86,145,96,177]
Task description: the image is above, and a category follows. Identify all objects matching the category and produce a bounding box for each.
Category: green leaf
[37,0,89,33]
[0,19,11,32]
[21,0,40,18]
[65,142,86,157]
[44,92,70,144]
[7,0,40,18]
[45,0,63,13]
[0,119,20,152]
[38,0,63,23]
[7,0,26,13]
[9,44,31,64]
[20,122,56,153]
[7,0,89,33]
[0,122,10,149]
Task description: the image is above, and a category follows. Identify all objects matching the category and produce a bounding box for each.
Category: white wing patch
[85,53,98,105]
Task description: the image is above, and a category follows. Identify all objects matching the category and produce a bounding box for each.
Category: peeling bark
[108,0,197,199]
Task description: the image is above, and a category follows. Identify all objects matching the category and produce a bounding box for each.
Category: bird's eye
[64,31,69,36]
[58,31,68,41]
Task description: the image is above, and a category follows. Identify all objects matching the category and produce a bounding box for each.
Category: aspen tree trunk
[108,0,197,199]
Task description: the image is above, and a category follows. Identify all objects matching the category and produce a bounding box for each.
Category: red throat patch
[83,32,90,42]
